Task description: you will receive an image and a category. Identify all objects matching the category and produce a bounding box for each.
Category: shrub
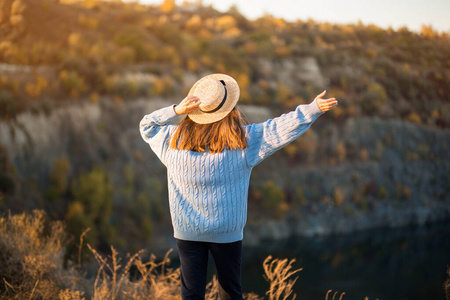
[59,70,88,98]
[0,90,21,119]
[68,167,114,249]
[261,180,286,219]
[361,81,387,114]
[0,210,83,299]
[46,157,71,202]
[294,186,307,206]
[333,188,345,207]
[335,141,347,162]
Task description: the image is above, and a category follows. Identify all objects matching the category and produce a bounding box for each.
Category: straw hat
[187,74,240,124]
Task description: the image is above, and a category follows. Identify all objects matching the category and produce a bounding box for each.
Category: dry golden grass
[86,245,263,300]
[5,209,439,300]
[0,210,86,299]
[87,245,180,300]
[263,256,302,300]
[325,290,345,300]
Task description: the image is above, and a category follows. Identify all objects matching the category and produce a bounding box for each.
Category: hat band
[200,80,227,114]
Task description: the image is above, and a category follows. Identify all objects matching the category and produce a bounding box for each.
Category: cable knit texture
[139,100,324,243]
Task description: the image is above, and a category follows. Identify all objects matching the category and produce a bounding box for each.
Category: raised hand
[315,90,338,112]
[174,96,200,115]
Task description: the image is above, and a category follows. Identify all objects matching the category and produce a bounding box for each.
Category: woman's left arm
[245,91,337,167]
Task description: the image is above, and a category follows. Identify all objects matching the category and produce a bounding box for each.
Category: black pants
[176,239,243,300]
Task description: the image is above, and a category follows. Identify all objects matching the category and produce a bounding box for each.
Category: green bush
[362,81,388,114]
[68,167,114,249]
[261,180,287,218]
[46,157,70,202]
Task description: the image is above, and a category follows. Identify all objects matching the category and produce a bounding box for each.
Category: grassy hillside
[0,0,449,127]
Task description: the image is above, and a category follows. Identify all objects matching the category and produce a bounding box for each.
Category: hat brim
[187,74,240,124]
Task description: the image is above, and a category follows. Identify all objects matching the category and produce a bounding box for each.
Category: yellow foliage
[403,185,411,199]
[160,0,175,13]
[198,28,213,39]
[80,0,97,9]
[431,109,439,119]
[223,27,241,39]
[360,148,369,161]
[333,188,345,207]
[215,15,236,31]
[421,25,436,38]
[216,62,227,74]
[25,75,48,98]
[0,41,14,57]
[244,41,258,55]
[10,15,24,27]
[50,157,71,193]
[11,0,26,15]
[187,58,199,72]
[406,112,421,124]
[200,55,212,68]
[78,14,99,30]
[366,48,378,59]
[59,70,87,97]
[275,46,291,58]
[335,141,347,162]
[258,79,269,91]
[111,46,136,64]
[277,83,293,104]
[185,15,202,31]
[89,92,100,103]
[236,73,250,90]
[68,33,83,48]
[0,75,8,86]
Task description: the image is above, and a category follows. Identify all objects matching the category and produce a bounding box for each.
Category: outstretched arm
[245,90,337,167]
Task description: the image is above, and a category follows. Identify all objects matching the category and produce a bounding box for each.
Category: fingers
[186,96,200,108]
[316,90,327,99]
[176,96,200,114]
[317,97,338,112]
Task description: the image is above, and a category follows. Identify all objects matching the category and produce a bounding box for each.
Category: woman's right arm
[139,96,200,162]
[245,91,337,167]
[139,105,178,163]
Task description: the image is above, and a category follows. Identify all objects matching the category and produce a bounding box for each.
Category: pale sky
[139,0,450,33]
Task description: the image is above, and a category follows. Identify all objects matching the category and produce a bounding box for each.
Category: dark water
[169,222,450,299]
[241,222,450,300]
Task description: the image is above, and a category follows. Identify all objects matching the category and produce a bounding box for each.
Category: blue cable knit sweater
[139,99,324,243]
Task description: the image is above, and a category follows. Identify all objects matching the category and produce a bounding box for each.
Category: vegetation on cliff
[0,0,449,128]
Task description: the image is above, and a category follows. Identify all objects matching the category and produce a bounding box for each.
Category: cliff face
[0,57,449,250]
[244,117,450,245]
[1,95,449,215]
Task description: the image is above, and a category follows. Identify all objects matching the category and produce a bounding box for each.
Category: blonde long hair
[169,108,248,153]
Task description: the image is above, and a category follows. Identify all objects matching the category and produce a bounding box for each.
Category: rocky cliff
[0,94,449,252]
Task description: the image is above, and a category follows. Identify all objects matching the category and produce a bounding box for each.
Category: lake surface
[240,222,450,300]
[170,221,450,299]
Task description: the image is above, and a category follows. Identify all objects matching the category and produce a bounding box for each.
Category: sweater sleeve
[244,99,324,168]
[139,105,178,165]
